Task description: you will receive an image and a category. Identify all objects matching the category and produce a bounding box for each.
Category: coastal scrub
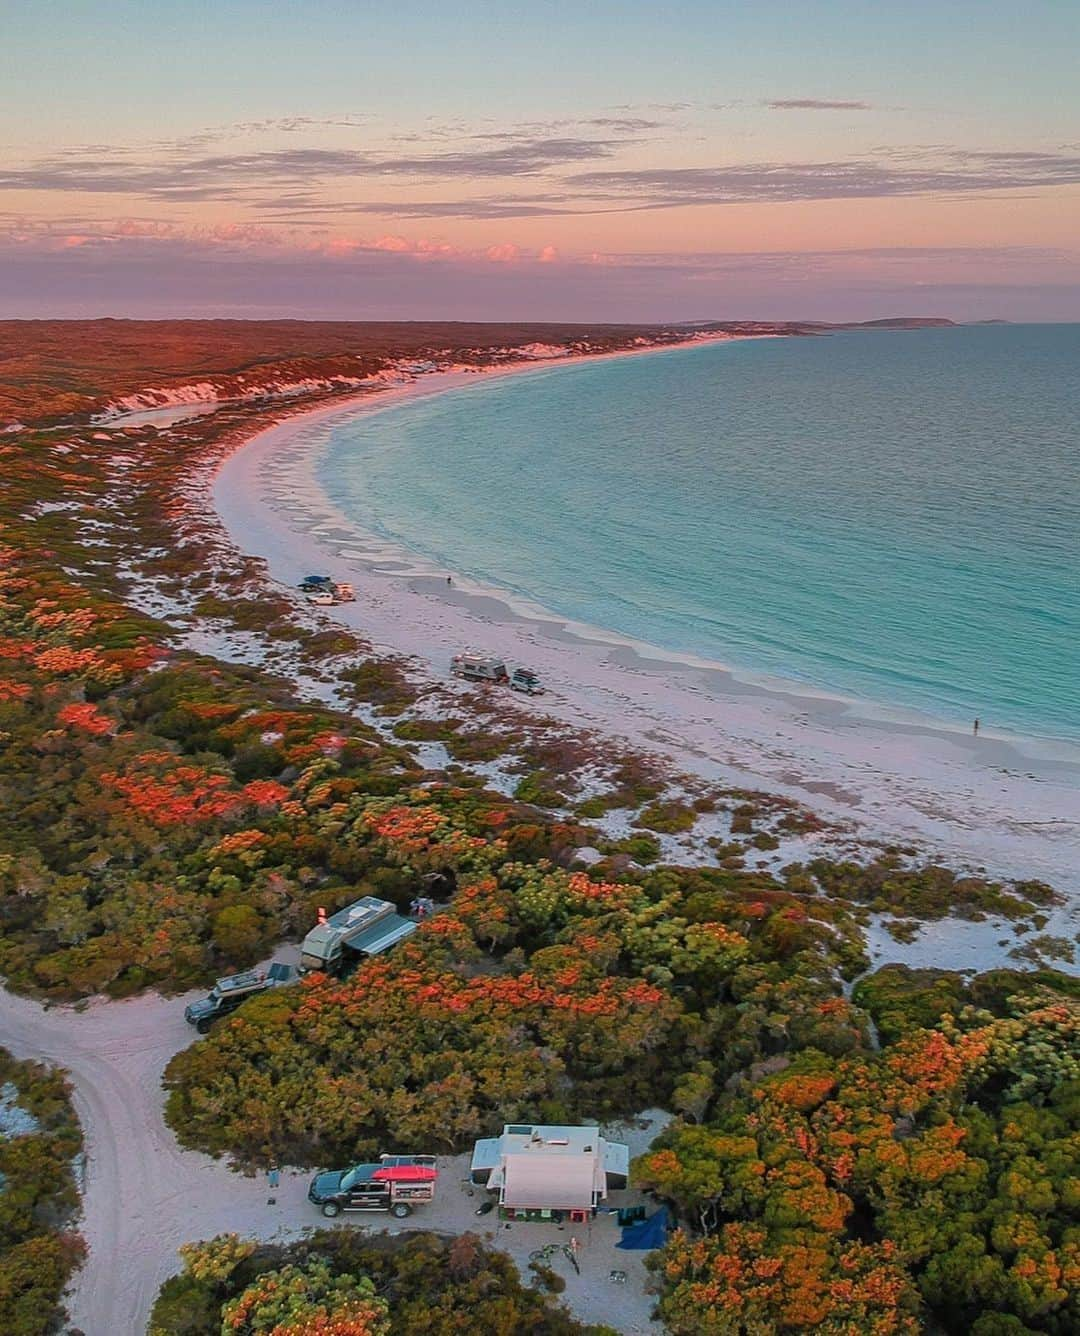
[0,1049,84,1336]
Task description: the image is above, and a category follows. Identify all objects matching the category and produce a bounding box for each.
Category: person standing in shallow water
[973,718,980,736]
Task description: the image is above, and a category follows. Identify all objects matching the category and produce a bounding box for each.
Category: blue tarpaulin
[616,1206,669,1250]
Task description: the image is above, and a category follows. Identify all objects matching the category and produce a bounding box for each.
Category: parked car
[306,590,338,606]
[510,667,544,695]
[184,963,293,1034]
[308,1159,438,1218]
[299,575,334,592]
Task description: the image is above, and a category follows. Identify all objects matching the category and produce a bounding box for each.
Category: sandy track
[0,986,314,1336]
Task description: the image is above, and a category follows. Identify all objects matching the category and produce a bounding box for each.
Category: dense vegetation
[164,859,870,1164]
[637,968,1079,1334]
[0,1049,84,1336]
[149,1229,602,1335]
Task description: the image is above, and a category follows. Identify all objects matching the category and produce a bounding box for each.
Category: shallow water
[318,327,1080,742]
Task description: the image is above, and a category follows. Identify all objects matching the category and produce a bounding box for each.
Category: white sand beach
[210,356,1080,953]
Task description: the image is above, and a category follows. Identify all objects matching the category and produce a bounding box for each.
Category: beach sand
[210,356,1080,953]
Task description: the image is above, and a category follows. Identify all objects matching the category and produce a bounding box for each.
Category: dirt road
[0,986,312,1335]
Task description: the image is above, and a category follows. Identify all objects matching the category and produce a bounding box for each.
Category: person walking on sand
[973,717,980,736]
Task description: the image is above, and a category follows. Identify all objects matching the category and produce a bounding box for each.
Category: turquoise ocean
[317,326,1080,743]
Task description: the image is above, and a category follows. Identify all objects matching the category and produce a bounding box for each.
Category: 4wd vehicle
[299,575,334,592]
[510,667,544,695]
[308,1159,438,1218]
[184,963,293,1034]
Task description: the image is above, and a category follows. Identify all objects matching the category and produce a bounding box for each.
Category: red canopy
[373,1165,438,1183]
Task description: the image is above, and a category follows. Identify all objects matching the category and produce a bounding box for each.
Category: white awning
[501,1153,596,1210]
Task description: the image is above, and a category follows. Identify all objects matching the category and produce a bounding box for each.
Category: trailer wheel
[390,1202,413,1218]
[321,1201,342,1218]
[195,1018,213,1035]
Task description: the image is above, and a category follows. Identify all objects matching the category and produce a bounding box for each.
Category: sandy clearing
[0,985,662,1334]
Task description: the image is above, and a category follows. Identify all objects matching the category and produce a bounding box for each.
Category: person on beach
[973,718,980,736]
[447,575,452,585]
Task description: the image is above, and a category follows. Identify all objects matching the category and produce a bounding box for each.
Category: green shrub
[608,834,662,863]
[0,1051,84,1334]
[514,771,566,807]
[636,800,696,834]
[529,1261,567,1294]
[211,905,265,965]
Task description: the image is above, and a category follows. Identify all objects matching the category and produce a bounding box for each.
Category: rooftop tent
[616,1206,669,1251]
[502,1152,596,1211]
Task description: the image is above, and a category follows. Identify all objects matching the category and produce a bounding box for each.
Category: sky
[2,1,1078,321]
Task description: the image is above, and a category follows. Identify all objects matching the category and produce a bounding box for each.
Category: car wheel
[390,1202,413,1218]
[321,1201,342,1218]
[195,1018,213,1034]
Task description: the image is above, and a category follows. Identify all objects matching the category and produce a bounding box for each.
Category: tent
[502,1153,596,1211]
[616,1206,669,1251]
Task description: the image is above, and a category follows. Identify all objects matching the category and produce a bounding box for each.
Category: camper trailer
[298,896,416,976]
[450,652,509,684]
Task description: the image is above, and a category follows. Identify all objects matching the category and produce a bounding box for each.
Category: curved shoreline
[211,353,1080,923]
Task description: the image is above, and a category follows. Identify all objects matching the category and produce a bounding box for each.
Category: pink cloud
[113,219,178,238]
[370,233,414,253]
[8,218,577,268]
[318,236,362,258]
[202,221,281,246]
[317,233,462,260]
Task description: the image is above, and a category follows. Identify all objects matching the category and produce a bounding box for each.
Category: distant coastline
[1,314,959,429]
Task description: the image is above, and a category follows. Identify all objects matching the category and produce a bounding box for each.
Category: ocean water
[317,327,1080,742]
